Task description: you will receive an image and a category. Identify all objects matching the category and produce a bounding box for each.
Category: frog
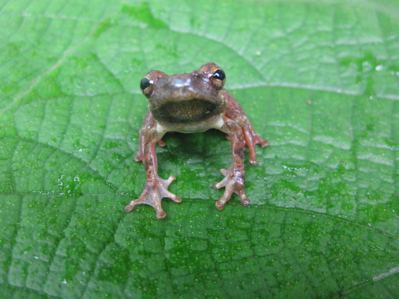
[125,63,268,219]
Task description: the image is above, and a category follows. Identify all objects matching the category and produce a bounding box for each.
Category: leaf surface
[0,0,398,298]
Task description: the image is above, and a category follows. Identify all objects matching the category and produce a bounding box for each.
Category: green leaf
[0,0,398,298]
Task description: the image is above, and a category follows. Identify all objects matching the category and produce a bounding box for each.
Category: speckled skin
[125,63,268,219]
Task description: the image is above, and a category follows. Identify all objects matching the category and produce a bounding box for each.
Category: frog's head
[139,63,226,124]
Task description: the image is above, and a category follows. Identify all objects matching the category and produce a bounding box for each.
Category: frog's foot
[214,168,249,210]
[125,176,181,219]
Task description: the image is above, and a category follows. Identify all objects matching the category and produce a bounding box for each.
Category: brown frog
[125,63,268,219]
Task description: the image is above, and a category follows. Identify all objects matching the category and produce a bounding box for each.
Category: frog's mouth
[152,99,222,124]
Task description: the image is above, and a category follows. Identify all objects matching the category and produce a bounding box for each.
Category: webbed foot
[125,176,181,219]
[214,168,249,210]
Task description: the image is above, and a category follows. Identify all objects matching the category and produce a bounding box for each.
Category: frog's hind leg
[214,118,249,210]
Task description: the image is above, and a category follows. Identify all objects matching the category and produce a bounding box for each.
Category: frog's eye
[140,77,154,96]
[210,69,226,89]
[140,78,151,90]
[212,69,225,81]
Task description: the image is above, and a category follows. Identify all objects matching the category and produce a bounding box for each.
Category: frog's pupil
[140,78,151,90]
[212,69,225,81]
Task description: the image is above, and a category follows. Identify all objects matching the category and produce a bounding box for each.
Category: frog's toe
[214,169,228,189]
[125,175,180,219]
[255,135,269,148]
[134,153,144,163]
[157,139,167,147]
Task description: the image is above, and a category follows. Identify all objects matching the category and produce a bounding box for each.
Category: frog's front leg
[215,118,250,210]
[126,113,181,219]
[135,114,166,163]
[222,90,268,165]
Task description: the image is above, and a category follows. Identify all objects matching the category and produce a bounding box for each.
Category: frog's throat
[151,98,224,124]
